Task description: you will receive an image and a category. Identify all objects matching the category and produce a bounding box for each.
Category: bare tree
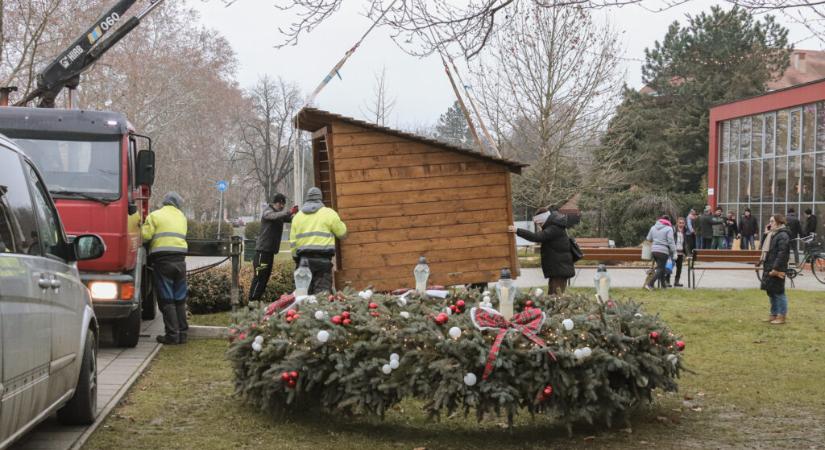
[235,76,302,204]
[360,65,396,125]
[469,5,624,210]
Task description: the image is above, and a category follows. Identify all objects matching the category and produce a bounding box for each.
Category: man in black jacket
[248,193,297,300]
[738,208,759,250]
[787,208,802,264]
[699,207,715,250]
[510,208,574,295]
[804,208,818,237]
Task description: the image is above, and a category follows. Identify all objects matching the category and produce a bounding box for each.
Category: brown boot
[764,315,777,323]
[770,315,786,325]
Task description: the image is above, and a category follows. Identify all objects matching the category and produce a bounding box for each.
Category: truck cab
[0,107,155,347]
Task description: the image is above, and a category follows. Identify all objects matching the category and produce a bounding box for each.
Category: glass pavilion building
[708,77,825,236]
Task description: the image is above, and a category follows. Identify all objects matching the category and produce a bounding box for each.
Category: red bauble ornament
[343,318,352,326]
[649,331,660,341]
[456,300,466,308]
[370,312,379,317]
[290,371,299,379]
[328,295,336,302]
[525,300,534,307]
[676,340,685,351]
[287,379,297,388]
[341,311,351,319]
[280,372,290,382]
[250,322,257,329]
[331,315,342,325]
[543,385,553,396]
[292,314,300,320]
[449,305,458,313]
[435,313,449,324]
[238,332,246,341]
[285,316,293,323]
[286,309,296,317]
[369,302,378,309]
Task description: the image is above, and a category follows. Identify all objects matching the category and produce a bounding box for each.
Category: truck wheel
[114,306,141,348]
[141,275,157,320]
[57,330,97,425]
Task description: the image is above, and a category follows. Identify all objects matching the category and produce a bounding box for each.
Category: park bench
[576,237,613,248]
[687,249,762,289]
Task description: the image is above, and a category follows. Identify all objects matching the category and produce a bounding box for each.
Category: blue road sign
[216,180,228,192]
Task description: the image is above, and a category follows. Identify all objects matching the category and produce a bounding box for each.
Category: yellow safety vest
[141,205,188,254]
[289,207,347,256]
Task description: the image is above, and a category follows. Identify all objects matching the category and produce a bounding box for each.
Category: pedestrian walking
[248,193,298,300]
[739,208,759,250]
[142,192,189,345]
[645,215,676,290]
[673,217,686,287]
[803,208,818,237]
[510,207,575,295]
[759,214,791,325]
[724,211,738,250]
[700,206,714,250]
[787,207,802,264]
[289,187,347,295]
[711,207,726,250]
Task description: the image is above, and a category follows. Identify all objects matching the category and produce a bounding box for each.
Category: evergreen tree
[435,101,473,147]
[602,6,790,193]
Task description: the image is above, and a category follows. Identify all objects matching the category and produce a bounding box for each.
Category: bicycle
[755,234,825,284]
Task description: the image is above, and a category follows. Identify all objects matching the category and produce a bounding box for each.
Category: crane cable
[443,53,501,158]
[295,0,398,205]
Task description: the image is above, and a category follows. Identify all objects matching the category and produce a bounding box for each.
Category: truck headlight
[89,281,118,300]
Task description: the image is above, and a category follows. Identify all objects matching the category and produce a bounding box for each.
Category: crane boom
[16,0,166,108]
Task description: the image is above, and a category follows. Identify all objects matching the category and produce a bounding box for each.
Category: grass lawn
[86,288,825,449]
[188,311,232,327]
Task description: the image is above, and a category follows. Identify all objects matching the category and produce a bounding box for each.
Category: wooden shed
[295,107,527,291]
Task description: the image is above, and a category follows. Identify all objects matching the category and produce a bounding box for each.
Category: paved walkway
[514,265,824,291]
[10,317,163,450]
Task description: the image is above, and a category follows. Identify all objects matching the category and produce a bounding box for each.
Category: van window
[0,196,16,252]
[0,147,39,254]
[26,163,66,260]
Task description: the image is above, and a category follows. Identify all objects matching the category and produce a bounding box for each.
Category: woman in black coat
[760,214,791,325]
[511,208,575,295]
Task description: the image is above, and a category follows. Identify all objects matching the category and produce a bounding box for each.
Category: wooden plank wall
[326,121,518,291]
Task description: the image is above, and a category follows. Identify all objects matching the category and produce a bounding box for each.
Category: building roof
[294,107,527,174]
[767,50,825,90]
[641,49,825,96]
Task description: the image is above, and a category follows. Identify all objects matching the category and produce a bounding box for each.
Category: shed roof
[295,107,527,174]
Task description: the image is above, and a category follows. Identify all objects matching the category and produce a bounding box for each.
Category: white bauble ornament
[667,354,678,367]
[534,288,544,297]
[482,295,492,303]
[400,311,411,319]
[306,295,318,304]
[482,290,491,296]
[381,364,392,375]
[634,313,643,318]
[448,327,462,339]
[316,330,330,343]
[443,307,452,316]
[358,289,374,300]
[254,335,264,344]
[582,346,592,358]
[636,375,649,387]
[573,348,584,360]
[390,353,400,361]
[463,373,477,386]
[251,342,262,352]
[389,359,400,369]
[397,296,408,307]
[314,310,327,320]
[562,319,575,331]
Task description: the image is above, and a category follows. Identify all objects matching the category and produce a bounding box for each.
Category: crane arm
[16,0,166,108]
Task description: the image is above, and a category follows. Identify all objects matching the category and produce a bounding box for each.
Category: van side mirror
[136,150,155,186]
[73,234,106,261]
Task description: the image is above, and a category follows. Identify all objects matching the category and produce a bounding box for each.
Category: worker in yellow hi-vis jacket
[142,192,188,345]
[289,187,347,294]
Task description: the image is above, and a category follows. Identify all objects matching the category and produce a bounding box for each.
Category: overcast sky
[191,0,815,129]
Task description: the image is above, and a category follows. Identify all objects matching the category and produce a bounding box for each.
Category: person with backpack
[509,207,575,295]
[645,215,677,291]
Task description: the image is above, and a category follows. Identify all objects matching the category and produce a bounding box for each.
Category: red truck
[0,0,164,346]
[0,108,156,347]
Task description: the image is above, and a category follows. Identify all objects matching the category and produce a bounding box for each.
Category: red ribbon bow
[472,307,557,381]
